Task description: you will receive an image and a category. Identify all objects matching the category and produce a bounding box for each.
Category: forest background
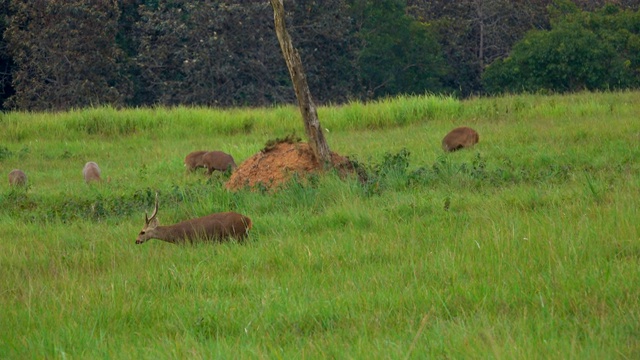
[0,0,639,112]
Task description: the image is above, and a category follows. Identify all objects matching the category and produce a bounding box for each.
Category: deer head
[136,193,159,244]
[184,150,209,172]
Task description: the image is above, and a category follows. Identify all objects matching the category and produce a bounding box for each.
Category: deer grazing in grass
[202,151,237,175]
[83,161,102,183]
[184,150,209,172]
[8,169,27,187]
[442,127,479,152]
[135,194,252,245]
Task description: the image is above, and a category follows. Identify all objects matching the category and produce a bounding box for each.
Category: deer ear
[147,217,159,229]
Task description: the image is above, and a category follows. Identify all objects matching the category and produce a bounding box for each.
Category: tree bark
[270,0,332,167]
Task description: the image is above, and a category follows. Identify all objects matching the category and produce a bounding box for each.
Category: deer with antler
[136,194,252,245]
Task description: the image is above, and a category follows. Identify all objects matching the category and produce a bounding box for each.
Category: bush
[483,5,640,94]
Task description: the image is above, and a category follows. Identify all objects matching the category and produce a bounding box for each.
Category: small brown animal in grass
[184,150,209,172]
[202,151,237,175]
[442,127,479,152]
[8,169,27,187]
[83,161,102,183]
[135,194,252,245]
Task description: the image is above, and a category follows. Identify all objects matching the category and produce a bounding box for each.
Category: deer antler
[146,193,159,224]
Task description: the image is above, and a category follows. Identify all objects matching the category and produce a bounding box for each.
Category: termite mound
[225,136,355,192]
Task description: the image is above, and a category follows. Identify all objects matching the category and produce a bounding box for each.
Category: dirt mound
[225,141,354,191]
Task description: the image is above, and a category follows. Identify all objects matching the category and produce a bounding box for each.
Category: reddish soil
[225,141,354,191]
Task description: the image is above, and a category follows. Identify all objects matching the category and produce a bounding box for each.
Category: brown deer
[442,127,479,152]
[136,194,252,245]
[83,161,102,183]
[202,151,237,175]
[8,169,27,187]
[184,150,209,172]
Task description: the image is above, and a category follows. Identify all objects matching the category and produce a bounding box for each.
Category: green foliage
[133,0,360,107]
[349,0,449,98]
[483,4,640,94]
[0,145,12,160]
[4,0,130,111]
[5,1,640,110]
[62,107,162,137]
[0,144,28,160]
[357,148,412,195]
[358,149,575,197]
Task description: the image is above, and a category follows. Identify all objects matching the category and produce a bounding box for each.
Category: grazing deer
[8,169,27,187]
[202,151,237,175]
[83,161,102,183]
[442,127,479,152]
[136,194,252,245]
[184,150,209,172]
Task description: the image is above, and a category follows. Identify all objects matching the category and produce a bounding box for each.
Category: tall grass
[1,91,640,358]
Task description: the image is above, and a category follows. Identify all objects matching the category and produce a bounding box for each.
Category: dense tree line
[0,0,638,111]
[483,2,640,93]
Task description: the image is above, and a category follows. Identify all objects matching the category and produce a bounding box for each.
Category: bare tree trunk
[475,0,485,70]
[269,0,332,167]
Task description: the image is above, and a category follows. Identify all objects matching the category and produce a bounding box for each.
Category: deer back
[83,162,102,183]
[442,127,479,152]
[8,169,27,187]
[184,150,209,171]
[202,151,237,174]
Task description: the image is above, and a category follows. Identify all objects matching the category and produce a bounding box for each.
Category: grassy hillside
[1,91,639,358]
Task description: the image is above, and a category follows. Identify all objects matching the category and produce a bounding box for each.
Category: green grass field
[1,91,639,359]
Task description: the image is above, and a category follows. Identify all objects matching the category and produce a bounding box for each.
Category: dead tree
[269,0,332,167]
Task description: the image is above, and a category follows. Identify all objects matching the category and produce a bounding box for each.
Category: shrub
[483,4,640,94]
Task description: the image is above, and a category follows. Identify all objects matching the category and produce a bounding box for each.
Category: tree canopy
[0,0,639,111]
[483,2,640,94]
